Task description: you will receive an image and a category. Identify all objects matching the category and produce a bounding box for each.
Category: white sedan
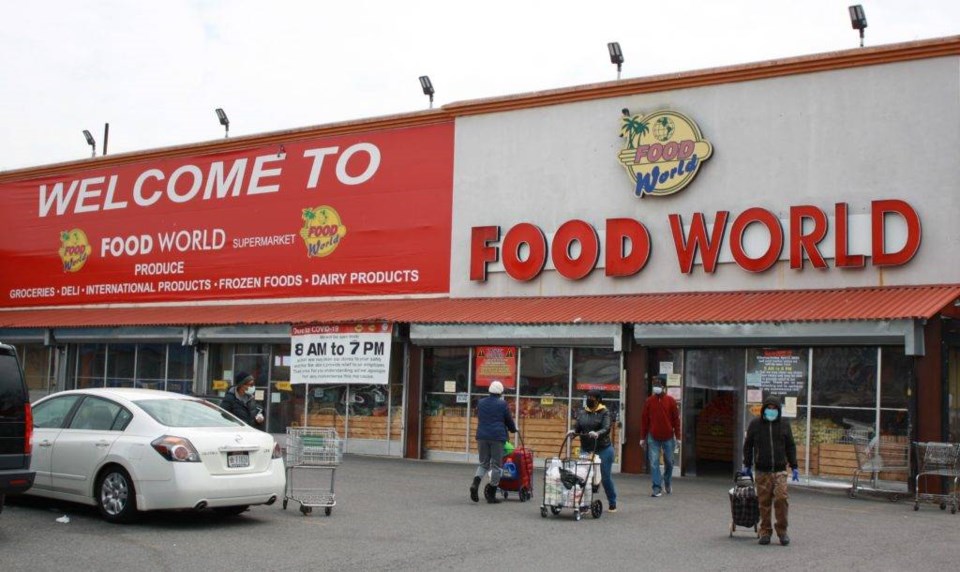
[26,388,285,523]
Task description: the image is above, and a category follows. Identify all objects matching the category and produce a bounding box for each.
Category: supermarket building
[2,36,959,486]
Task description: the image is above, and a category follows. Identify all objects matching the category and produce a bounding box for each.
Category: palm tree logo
[299,205,347,258]
[619,114,649,149]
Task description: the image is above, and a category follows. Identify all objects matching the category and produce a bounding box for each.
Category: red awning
[1,285,958,329]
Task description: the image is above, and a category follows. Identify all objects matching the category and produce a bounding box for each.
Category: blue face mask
[763,408,779,421]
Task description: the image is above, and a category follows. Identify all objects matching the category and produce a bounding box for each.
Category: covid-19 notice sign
[290,323,393,385]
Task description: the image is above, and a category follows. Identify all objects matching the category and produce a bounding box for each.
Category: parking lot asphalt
[1,454,957,572]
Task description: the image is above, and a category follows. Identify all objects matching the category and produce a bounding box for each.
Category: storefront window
[306,385,347,435]
[167,345,195,394]
[136,343,166,390]
[107,343,136,388]
[422,348,470,454]
[518,348,570,460]
[267,344,296,433]
[20,344,53,400]
[571,348,620,460]
[75,343,106,388]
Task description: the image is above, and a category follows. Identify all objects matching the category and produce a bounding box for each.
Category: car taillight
[151,435,201,462]
[272,442,282,459]
[24,402,32,455]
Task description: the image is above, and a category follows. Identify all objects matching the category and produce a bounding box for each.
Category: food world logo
[618,110,713,198]
[58,228,92,272]
[299,205,347,258]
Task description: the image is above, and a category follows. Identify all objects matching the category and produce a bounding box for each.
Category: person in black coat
[220,371,264,429]
[469,380,517,504]
[742,396,799,546]
[572,389,618,512]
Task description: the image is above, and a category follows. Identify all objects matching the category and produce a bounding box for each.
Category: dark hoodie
[742,396,798,472]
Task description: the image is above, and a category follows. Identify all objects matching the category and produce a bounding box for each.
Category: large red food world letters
[0,123,454,307]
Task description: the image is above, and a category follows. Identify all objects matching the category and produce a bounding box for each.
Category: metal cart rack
[540,433,603,522]
[283,427,343,516]
[913,441,960,514]
[848,434,910,501]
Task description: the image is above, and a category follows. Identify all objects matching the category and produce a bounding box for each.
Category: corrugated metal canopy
[0,285,957,329]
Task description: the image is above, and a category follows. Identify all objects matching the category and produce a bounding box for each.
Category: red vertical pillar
[622,345,647,474]
[404,345,423,460]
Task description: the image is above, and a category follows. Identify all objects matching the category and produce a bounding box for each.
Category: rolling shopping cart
[540,432,603,522]
[283,427,343,516]
[848,434,910,501]
[728,472,759,537]
[913,441,960,514]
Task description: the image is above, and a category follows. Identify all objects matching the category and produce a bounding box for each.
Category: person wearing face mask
[570,389,617,512]
[742,396,799,546]
[640,378,681,497]
[221,371,265,428]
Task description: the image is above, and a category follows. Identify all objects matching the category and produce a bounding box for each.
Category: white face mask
[245,385,256,396]
[652,386,663,395]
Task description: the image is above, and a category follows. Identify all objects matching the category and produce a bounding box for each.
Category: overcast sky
[2,0,957,172]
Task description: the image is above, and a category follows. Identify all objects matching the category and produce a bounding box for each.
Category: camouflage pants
[755,471,789,538]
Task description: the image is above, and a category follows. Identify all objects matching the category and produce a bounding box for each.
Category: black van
[0,343,34,513]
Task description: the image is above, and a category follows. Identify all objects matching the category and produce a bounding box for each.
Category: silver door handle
[38,440,53,448]
[95,441,111,448]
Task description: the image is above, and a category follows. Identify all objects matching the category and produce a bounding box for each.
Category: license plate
[227,452,250,468]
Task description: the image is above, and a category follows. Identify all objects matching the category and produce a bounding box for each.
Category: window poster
[475,346,517,389]
[747,348,808,418]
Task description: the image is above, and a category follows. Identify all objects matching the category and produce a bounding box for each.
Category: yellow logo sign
[299,205,347,258]
[618,110,713,197]
[58,228,92,272]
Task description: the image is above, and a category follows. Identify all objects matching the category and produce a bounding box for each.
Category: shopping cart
[913,441,960,514]
[283,427,343,516]
[540,432,603,522]
[849,434,910,502]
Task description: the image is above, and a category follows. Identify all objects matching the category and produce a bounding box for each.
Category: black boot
[469,476,481,502]
[485,484,501,504]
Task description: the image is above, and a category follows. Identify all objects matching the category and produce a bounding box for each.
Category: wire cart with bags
[283,427,343,516]
[913,441,960,514]
[540,432,603,521]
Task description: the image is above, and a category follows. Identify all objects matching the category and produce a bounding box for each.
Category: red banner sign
[0,123,454,307]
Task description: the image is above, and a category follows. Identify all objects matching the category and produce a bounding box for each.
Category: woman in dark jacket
[221,371,264,429]
[572,389,618,512]
[469,380,517,504]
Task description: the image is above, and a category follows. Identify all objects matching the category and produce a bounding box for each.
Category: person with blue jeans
[571,389,618,512]
[640,378,681,497]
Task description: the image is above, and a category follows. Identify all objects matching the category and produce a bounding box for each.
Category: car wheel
[97,466,138,524]
[213,505,250,517]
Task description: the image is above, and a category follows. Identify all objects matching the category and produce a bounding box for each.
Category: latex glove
[587,431,599,439]
[255,413,265,424]
[566,430,576,436]
[640,439,647,449]
[791,468,800,482]
[742,466,753,478]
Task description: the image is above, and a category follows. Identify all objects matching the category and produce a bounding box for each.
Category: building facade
[2,37,959,487]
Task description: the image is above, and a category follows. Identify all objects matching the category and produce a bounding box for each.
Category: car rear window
[135,398,245,428]
[0,352,27,418]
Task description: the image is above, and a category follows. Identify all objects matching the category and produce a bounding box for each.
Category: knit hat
[489,380,504,395]
[234,371,253,385]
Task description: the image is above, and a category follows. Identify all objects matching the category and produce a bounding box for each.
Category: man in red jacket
[640,378,681,497]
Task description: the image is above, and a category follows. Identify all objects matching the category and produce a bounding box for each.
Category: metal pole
[103,123,109,156]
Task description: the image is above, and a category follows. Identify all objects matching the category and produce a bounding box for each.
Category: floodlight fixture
[215,107,230,138]
[608,42,624,80]
[419,76,434,109]
[849,5,867,47]
[82,129,96,158]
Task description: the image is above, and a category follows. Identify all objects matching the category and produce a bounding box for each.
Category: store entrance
[683,388,737,476]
